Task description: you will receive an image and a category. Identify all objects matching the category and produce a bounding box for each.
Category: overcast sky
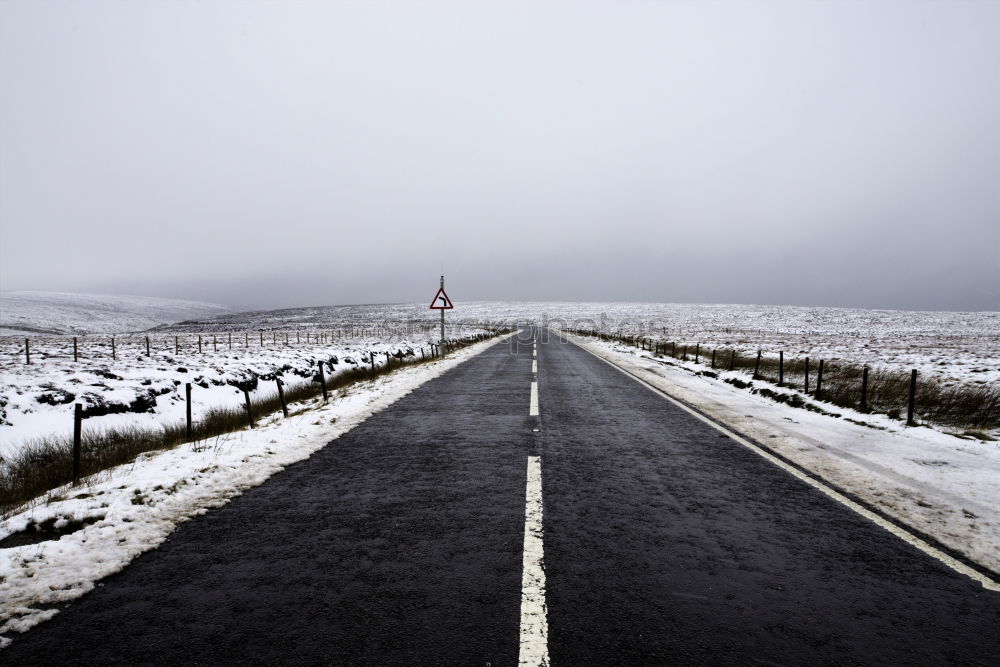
[1,1,997,311]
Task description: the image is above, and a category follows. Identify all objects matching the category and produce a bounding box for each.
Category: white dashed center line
[518,455,548,666]
[529,382,539,416]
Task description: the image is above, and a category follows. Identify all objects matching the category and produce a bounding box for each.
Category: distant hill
[0,291,232,335]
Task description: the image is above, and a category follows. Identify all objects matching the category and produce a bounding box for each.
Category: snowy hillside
[160,300,1000,386]
[0,292,232,335]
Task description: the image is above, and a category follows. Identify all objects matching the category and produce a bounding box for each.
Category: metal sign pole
[429,275,453,353]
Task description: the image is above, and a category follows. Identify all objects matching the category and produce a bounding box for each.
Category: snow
[238,299,994,387]
[480,301,1000,386]
[0,333,469,457]
[557,330,1000,578]
[0,332,513,648]
[0,291,232,336]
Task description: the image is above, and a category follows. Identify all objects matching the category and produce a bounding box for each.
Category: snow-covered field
[558,330,1000,580]
[0,335,450,456]
[0,333,512,647]
[128,299,1000,386]
[459,302,1000,386]
[0,291,232,336]
[3,300,996,458]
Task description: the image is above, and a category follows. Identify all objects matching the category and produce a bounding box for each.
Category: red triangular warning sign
[429,287,454,310]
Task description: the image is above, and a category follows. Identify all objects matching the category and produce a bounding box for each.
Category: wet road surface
[5,328,1000,665]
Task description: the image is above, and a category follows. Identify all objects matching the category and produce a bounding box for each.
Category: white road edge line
[529,381,539,416]
[552,329,1000,593]
[519,455,549,666]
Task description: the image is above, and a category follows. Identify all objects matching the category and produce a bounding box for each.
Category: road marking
[554,329,1000,593]
[529,381,539,416]
[532,360,537,373]
[519,455,548,666]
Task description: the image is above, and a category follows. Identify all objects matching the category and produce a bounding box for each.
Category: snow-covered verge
[0,334,459,456]
[556,331,1000,577]
[0,332,511,648]
[0,291,232,336]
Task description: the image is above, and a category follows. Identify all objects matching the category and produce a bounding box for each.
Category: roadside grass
[0,331,510,515]
[575,330,1000,432]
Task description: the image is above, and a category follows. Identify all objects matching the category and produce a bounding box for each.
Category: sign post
[429,275,454,351]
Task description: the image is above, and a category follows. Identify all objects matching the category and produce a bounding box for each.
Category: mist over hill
[0,291,232,335]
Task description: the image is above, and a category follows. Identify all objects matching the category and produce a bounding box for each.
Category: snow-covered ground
[459,302,1000,386]
[0,332,512,648]
[0,291,232,336]
[0,333,459,456]
[134,300,1000,387]
[10,298,995,385]
[556,330,1000,579]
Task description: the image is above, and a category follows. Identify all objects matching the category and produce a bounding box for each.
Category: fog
[1,1,998,311]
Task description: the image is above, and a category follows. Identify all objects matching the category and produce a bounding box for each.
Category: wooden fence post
[198,336,202,354]
[861,367,869,412]
[753,351,762,379]
[907,369,918,426]
[243,390,254,428]
[111,336,116,361]
[73,403,83,485]
[729,350,736,371]
[213,335,218,352]
[185,383,193,438]
[245,332,248,347]
[778,351,783,384]
[369,355,376,380]
[276,378,288,417]
[695,344,700,363]
[145,336,150,356]
[671,342,676,358]
[318,361,328,401]
[804,357,809,393]
[711,349,716,369]
[816,360,824,400]
[260,331,264,346]
[73,336,78,362]
[175,336,179,354]
[25,338,30,365]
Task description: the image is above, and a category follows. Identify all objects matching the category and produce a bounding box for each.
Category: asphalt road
[5,328,1000,665]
